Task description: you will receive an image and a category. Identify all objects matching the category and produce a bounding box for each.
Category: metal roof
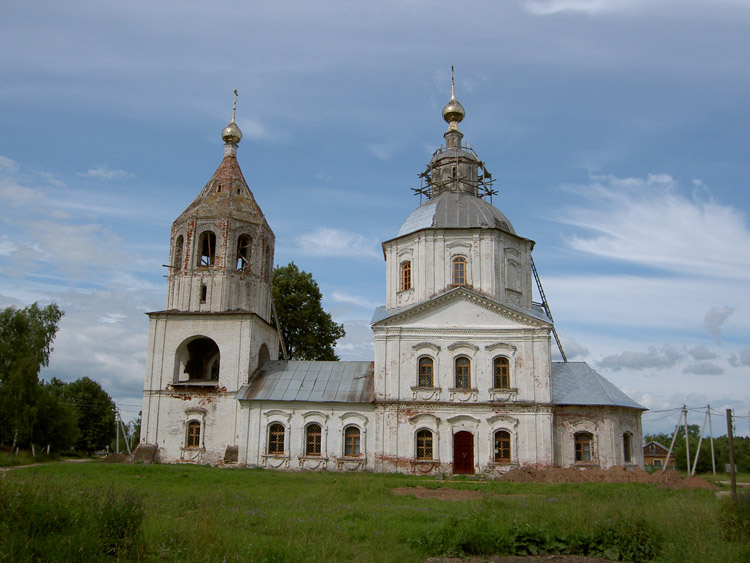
[397,192,516,238]
[551,362,646,410]
[237,361,374,403]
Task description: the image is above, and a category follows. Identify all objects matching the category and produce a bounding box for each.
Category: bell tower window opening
[418,357,434,387]
[180,337,221,382]
[198,231,216,267]
[452,256,467,286]
[455,356,471,389]
[173,235,184,272]
[236,235,252,271]
[493,357,510,389]
[186,420,201,448]
[200,284,207,304]
[400,261,412,291]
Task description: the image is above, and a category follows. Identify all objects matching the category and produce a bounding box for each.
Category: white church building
[138,82,645,474]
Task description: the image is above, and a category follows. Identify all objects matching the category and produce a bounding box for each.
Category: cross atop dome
[222,89,242,156]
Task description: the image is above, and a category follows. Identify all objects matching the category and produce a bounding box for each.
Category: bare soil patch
[102,453,129,463]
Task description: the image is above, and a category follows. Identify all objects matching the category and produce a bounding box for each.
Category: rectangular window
[416,430,433,460]
[493,357,510,389]
[344,427,361,457]
[653,459,662,468]
[455,357,470,389]
[452,257,466,286]
[200,284,207,303]
[575,433,593,462]
[418,357,433,387]
[400,261,412,291]
[306,424,322,456]
[268,424,285,455]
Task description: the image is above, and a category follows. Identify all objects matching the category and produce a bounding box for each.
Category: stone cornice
[371,287,551,328]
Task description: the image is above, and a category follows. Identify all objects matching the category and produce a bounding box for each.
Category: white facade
[138,89,645,473]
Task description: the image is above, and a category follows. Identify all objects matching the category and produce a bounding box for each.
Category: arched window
[575,432,593,463]
[186,420,201,448]
[236,235,252,271]
[416,429,433,460]
[452,256,467,286]
[268,423,285,455]
[198,231,216,267]
[305,424,322,456]
[623,432,633,463]
[418,357,434,387]
[344,426,361,457]
[493,357,510,389]
[173,235,184,272]
[400,261,411,291]
[455,356,470,389]
[494,430,511,463]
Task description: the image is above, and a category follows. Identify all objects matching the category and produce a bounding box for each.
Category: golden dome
[442,66,465,126]
[222,89,242,145]
[222,121,242,144]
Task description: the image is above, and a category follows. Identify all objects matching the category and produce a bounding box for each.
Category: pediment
[372,288,550,329]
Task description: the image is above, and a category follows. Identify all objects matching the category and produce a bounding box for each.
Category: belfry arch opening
[175,336,221,383]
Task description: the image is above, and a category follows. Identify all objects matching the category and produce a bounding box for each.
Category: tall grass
[0,476,144,560]
[2,463,749,562]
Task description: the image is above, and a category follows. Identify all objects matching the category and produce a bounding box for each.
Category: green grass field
[1,462,748,562]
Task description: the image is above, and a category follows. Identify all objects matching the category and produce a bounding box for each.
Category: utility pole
[663,408,684,472]
[708,405,716,475]
[115,408,120,454]
[683,405,690,474]
[727,409,738,502]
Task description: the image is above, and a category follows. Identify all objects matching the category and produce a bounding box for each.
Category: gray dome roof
[398,192,515,237]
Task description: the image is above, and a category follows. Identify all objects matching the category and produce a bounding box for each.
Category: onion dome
[442,67,465,129]
[222,121,242,144]
[222,89,242,145]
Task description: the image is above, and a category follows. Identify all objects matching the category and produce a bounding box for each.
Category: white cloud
[689,345,716,361]
[558,174,750,281]
[78,164,134,181]
[556,332,589,360]
[598,346,683,371]
[296,227,379,259]
[704,306,734,343]
[0,236,17,256]
[683,361,724,376]
[335,319,374,361]
[729,347,750,367]
[332,291,378,311]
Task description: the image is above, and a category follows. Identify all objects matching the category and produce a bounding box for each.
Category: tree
[66,377,116,453]
[272,263,345,360]
[0,303,64,448]
[32,378,79,452]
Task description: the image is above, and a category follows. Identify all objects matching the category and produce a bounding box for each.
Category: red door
[453,431,474,474]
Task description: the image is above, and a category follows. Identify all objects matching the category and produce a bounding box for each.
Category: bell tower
[139,92,279,464]
[166,91,274,320]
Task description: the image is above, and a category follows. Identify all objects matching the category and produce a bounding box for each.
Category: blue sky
[1,0,749,436]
